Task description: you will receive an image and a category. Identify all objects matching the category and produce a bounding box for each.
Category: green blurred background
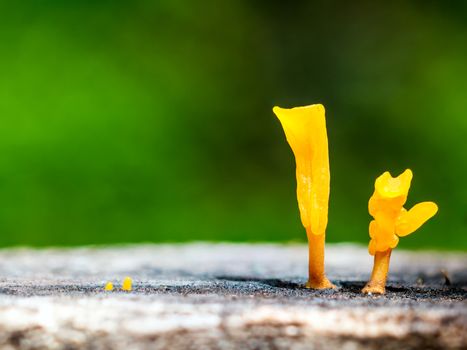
[0,0,465,249]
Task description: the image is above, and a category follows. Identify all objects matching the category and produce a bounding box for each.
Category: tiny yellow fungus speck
[104,282,114,291]
[122,277,132,291]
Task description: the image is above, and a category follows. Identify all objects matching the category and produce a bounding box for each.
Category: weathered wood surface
[0,243,465,349]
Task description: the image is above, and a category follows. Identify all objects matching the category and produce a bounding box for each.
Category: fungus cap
[273,104,330,235]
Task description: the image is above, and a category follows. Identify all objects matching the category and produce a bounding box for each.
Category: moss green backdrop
[0,0,466,249]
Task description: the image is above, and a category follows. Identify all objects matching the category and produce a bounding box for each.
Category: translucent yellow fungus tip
[104,282,114,291]
[122,276,132,291]
[363,169,438,294]
[273,103,334,289]
[272,104,329,235]
[368,169,438,255]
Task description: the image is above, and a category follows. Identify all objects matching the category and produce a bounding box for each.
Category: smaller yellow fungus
[122,276,132,291]
[104,282,114,291]
[363,169,438,294]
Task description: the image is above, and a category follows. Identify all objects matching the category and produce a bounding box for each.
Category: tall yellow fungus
[273,104,334,289]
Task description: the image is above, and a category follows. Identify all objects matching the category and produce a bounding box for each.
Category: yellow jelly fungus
[362,169,438,294]
[122,276,132,291]
[104,282,114,291]
[273,104,334,289]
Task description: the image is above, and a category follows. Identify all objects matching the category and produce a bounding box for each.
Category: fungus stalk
[306,229,331,289]
[362,169,438,294]
[273,104,335,289]
[362,249,391,294]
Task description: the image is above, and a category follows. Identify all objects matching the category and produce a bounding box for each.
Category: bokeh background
[0,0,466,249]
